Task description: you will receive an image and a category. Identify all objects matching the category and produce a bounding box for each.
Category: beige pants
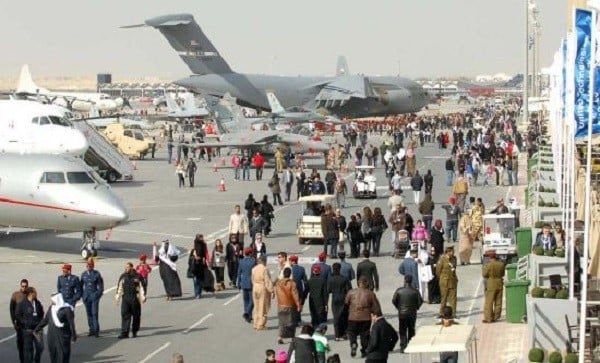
[253,285,271,329]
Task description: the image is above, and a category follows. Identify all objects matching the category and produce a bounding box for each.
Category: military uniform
[482,258,505,322]
[436,254,458,317]
[80,267,104,336]
[57,273,81,307]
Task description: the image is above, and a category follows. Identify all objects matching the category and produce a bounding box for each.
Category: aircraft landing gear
[81,229,100,260]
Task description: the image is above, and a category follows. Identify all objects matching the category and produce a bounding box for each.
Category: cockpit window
[66,172,94,184]
[49,116,72,127]
[31,117,39,124]
[124,130,133,138]
[39,172,66,184]
[38,116,51,125]
[134,132,144,141]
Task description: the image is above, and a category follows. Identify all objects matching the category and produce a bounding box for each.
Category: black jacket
[392,285,423,316]
[287,334,317,363]
[410,175,424,191]
[357,259,379,290]
[365,317,399,360]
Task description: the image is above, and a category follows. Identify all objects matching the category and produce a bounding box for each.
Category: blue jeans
[242,288,254,316]
[328,238,339,257]
[446,220,459,242]
[446,170,454,186]
[242,165,250,180]
[371,232,383,255]
[234,167,240,180]
[84,298,100,333]
[193,276,203,298]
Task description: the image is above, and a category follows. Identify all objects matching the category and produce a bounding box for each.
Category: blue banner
[594,67,600,135]
[574,8,593,139]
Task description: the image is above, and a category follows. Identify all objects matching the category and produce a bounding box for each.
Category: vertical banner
[573,8,595,139]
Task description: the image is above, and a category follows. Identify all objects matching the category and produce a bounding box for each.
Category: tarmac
[0,103,529,363]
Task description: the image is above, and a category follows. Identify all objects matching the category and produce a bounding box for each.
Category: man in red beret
[442,196,461,244]
[289,255,307,325]
[311,252,332,280]
[307,265,328,328]
[237,247,256,323]
[482,251,505,323]
[57,264,81,307]
[81,258,104,337]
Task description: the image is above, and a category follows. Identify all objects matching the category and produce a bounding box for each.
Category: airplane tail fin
[16,64,48,95]
[165,94,181,113]
[335,56,350,76]
[265,91,285,114]
[125,14,233,75]
[183,93,196,111]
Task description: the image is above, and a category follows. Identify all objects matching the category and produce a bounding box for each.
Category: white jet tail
[182,93,196,111]
[16,64,48,95]
[335,55,350,76]
[265,91,285,114]
[165,94,181,113]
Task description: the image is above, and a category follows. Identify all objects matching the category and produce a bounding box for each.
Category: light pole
[523,0,529,127]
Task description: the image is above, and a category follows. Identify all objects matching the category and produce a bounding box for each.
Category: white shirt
[229,213,249,234]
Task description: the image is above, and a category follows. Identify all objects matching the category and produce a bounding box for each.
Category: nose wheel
[81,230,100,259]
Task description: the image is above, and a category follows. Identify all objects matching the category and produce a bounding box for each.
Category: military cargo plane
[124,13,429,118]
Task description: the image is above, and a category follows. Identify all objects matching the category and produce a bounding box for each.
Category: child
[275,350,287,363]
[135,254,152,295]
[264,349,276,363]
[313,323,330,363]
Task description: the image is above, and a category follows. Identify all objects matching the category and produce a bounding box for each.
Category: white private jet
[16,64,123,112]
[0,153,129,258]
[0,100,89,156]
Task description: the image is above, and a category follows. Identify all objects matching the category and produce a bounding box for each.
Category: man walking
[15,287,44,363]
[356,250,379,291]
[345,276,381,358]
[237,248,256,323]
[392,275,423,353]
[283,167,294,202]
[482,251,505,323]
[186,158,197,187]
[364,308,399,363]
[229,205,249,247]
[251,256,273,330]
[410,171,424,204]
[115,262,145,339]
[452,172,469,211]
[442,197,461,244]
[10,279,28,363]
[57,264,81,307]
[80,259,104,337]
[436,247,458,318]
[307,266,328,328]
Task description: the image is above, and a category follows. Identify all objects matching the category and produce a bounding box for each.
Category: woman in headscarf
[211,239,227,291]
[188,234,210,299]
[153,240,182,301]
[426,246,441,304]
[430,219,445,257]
[361,207,373,253]
[35,293,76,363]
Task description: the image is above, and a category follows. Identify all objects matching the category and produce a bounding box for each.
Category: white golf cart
[480,213,518,264]
[296,195,335,245]
[353,165,377,199]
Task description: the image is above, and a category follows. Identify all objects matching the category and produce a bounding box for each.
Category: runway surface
[0,121,513,362]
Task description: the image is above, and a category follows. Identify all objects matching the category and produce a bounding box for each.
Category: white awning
[404,324,477,354]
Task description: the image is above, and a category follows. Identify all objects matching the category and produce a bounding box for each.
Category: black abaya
[159,261,182,298]
[36,307,76,363]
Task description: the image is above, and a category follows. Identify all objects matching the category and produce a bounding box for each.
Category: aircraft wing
[308,75,377,107]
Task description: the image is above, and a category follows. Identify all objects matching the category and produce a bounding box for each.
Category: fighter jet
[15,64,125,112]
[0,153,128,258]
[165,93,209,119]
[124,13,429,118]
[265,91,342,124]
[0,100,89,156]
[196,93,331,155]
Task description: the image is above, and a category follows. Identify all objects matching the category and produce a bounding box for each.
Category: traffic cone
[219,177,226,192]
[220,157,226,166]
[213,163,218,172]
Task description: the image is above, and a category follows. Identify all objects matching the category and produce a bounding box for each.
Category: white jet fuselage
[0,154,128,231]
[0,100,89,156]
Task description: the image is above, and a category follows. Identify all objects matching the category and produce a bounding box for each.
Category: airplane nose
[105,197,129,226]
[114,98,124,108]
[65,129,89,156]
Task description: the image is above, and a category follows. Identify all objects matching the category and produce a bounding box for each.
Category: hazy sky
[0,0,567,80]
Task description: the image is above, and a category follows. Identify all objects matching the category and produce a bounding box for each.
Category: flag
[573,8,596,139]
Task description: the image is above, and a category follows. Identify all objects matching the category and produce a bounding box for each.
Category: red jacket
[253,154,265,167]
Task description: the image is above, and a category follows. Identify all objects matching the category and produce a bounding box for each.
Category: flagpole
[523,0,529,137]
[577,7,595,360]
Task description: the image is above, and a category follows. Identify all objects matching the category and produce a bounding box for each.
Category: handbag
[420,265,434,282]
